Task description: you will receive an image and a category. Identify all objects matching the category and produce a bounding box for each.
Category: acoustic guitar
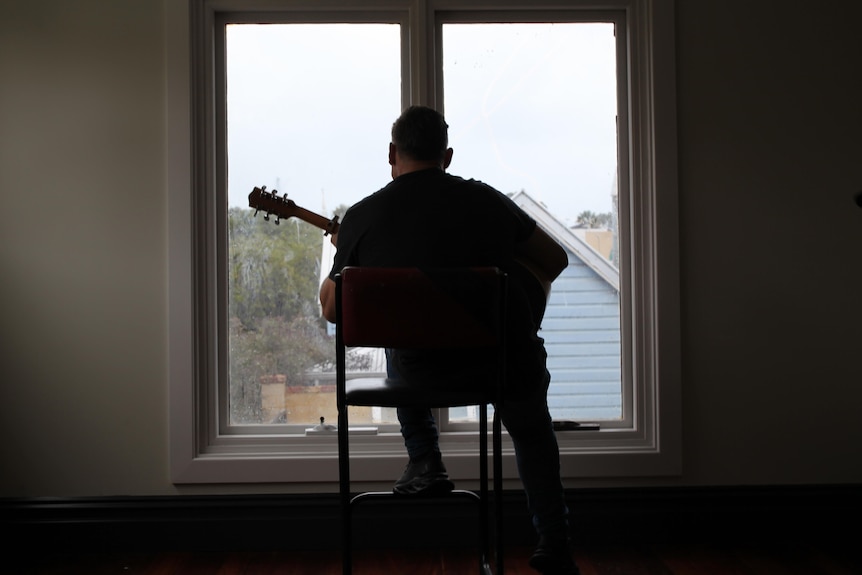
[248,186,554,297]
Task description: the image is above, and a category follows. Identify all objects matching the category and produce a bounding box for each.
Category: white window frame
[168,0,680,485]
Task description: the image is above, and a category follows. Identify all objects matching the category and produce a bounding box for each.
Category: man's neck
[395,160,443,177]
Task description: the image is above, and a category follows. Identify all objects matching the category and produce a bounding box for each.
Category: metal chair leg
[494,408,504,575]
[338,405,351,575]
[479,403,490,573]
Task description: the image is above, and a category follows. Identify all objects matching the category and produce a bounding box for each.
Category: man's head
[389,106,453,176]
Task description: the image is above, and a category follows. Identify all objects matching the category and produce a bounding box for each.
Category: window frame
[168,0,680,485]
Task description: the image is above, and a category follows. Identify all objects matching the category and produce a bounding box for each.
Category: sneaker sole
[393,478,455,497]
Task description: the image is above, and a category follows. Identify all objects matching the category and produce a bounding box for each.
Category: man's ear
[443,147,454,169]
[389,142,397,166]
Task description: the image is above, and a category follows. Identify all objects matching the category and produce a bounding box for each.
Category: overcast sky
[226,22,618,225]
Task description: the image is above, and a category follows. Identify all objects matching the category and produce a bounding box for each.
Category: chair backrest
[336,267,506,350]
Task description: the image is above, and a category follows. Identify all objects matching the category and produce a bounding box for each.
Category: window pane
[442,22,622,421]
[225,23,401,426]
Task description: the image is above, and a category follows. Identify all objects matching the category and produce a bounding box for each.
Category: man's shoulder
[344,183,392,214]
[444,172,497,191]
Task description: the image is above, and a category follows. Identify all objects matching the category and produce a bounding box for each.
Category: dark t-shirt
[328,168,549,397]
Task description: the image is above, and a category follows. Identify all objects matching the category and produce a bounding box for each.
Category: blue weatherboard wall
[543,251,622,421]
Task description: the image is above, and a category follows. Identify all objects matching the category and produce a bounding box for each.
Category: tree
[229,315,332,423]
[576,210,613,229]
[228,207,323,328]
[226,204,373,423]
[227,207,332,423]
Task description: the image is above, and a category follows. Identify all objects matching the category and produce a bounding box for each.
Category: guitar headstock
[248,186,299,225]
[248,186,340,235]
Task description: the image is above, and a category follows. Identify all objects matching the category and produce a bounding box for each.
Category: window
[223,23,402,429]
[168,0,680,484]
[440,21,624,429]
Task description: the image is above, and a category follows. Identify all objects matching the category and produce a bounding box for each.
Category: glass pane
[225,23,401,426]
[442,22,622,421]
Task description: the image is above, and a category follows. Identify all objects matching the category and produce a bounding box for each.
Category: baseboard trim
[3,485,859,552]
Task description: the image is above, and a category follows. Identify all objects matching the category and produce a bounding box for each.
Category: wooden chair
[335,266,507,575]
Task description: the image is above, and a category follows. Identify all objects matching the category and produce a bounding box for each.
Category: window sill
[171,428,679,485]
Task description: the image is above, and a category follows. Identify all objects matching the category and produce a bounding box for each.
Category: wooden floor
[10,542,860,575]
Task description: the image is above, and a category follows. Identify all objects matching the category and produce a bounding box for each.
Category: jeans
[388,349,570,539]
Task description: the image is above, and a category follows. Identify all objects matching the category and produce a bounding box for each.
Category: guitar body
[513,256,553,299]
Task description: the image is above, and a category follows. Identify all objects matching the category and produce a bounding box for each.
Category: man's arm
[319,231,339,323]
[319,277,336,323]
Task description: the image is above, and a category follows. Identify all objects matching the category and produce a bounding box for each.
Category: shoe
[393,450,455,496]
[528,535,580,575]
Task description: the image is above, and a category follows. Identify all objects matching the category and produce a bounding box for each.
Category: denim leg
[498,373,569,538]
[397,406,440,460]
[387,349,440,460]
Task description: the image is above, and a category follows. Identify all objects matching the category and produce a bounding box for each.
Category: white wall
[0,0,169,495]
[0,0,860,497]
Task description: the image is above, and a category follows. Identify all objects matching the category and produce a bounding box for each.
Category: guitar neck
[293,206,339,234]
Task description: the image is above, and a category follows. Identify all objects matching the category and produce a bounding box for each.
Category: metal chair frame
[335,266,507,575]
